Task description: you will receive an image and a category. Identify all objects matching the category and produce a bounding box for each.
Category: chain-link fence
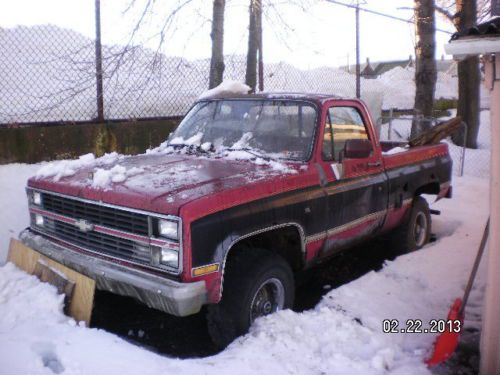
[0,24,360,125]
[378,115,491,178]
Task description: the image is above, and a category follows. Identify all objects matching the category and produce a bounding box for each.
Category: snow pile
[377,67,417,110]
[0,176,489,375]
[91,165,144,189]
[375,66,461,110]
[2,25,482,123]
[0,164,41,264]
[444,110,492,178]
[199,80,251,99]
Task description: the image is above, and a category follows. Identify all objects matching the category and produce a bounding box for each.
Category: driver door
[319,103,388,255]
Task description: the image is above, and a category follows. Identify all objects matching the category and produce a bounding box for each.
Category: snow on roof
[198,80,251,99]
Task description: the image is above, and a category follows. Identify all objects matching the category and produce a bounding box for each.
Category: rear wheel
[390,196,431,253]
[206,248,294,348]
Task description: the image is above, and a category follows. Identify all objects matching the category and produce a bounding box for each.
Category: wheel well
[415,181,440,196]
[225,225,304,272]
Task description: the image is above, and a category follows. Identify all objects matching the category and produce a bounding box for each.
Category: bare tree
[209,0,226,88]
[413,0,437,137]
[436,0,486,148]
[246,0,263,92]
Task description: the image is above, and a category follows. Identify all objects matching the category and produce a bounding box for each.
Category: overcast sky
[1,0,456,69]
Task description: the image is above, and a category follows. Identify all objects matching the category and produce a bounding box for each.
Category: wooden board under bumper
[7,238,95,325]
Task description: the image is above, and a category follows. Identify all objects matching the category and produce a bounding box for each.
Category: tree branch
[435,5,456,23]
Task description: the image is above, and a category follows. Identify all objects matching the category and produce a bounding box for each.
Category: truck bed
[382,142,450,170]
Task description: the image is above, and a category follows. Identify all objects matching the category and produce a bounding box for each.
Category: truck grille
[41,217,151,264]
[42,192,149,236]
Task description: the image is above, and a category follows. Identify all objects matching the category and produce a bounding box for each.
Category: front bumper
[20,229,207,317]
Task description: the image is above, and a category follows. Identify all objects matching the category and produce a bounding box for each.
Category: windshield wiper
[225,147,271,161]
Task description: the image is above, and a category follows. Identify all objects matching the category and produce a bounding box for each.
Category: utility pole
[355,0,360,99]
[94,0,104,122]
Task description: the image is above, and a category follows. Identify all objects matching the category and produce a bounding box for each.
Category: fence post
[94,0,104,122]
[460,122,467,177]
[355,1,360,99]
[388,108,393,140]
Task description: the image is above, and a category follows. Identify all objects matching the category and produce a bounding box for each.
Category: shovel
[426,218,490,367]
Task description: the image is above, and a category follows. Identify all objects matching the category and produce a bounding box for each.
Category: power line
[325,0,453,35]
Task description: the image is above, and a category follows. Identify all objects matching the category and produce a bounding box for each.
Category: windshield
[169,99,318,161]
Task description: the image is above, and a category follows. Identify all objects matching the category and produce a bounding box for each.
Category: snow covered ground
[0,176,489,375]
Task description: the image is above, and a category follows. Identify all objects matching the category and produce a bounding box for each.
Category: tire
[390,196,431,253]
[206,248,294,348]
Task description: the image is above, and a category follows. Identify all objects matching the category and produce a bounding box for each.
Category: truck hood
[28,152,298,216]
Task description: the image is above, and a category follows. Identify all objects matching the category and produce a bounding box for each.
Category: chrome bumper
[20,229,207,317]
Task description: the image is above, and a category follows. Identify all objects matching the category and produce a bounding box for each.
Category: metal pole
[257,0,264,92]
[95,0,104,122]
[355,1,360,99]
[460,122,467,177]
[388,108,393,140]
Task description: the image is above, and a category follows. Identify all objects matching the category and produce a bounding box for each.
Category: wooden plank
[408,116,462,147]
[34,259,76,315]
[7,238,95,325]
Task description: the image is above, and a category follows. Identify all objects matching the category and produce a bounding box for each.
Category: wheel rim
[414,211,428,247]
[249,278,285,323]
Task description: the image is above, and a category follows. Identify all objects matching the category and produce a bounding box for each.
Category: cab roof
[197,91,346,105]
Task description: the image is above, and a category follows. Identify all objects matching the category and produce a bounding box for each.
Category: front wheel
[390,196,431,253]
[206,249,294,348]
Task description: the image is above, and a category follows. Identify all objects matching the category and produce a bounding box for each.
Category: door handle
[367,161,381,168]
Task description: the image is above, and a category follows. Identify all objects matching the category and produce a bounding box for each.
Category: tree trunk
[209,0,226,89]
[245,0,262,92]
[412,0,437,137]
[452,0,480,149]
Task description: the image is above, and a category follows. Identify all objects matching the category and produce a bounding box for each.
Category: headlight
[33,191,42,206]
[160,248,179,268]
[158,219,178,240]
[35,214,44,227]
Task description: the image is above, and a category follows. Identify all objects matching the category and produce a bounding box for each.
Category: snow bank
[4,25,489,123]
[199,80,251,99]
[0,163,41,264]
[0,176,489,375]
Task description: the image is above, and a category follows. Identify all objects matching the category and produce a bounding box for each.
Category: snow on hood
[198,80,251,99]
[29,146,299,215]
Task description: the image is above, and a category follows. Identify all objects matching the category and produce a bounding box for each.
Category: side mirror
[344,139,373,159]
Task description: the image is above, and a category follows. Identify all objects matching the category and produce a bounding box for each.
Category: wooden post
[480,53,500,375]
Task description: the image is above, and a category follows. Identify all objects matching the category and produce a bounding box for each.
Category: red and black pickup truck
[21,93,452,346]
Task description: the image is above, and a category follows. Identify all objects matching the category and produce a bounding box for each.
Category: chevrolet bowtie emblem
[75,219,94,233]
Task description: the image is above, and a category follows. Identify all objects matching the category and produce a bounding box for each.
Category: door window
[322,106,369,161]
